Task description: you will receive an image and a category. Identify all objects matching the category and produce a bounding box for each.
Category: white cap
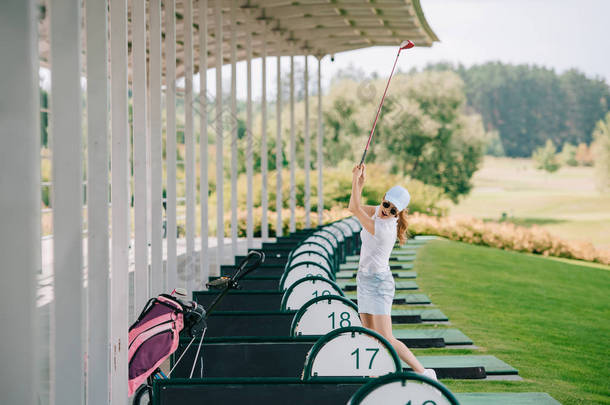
[384,185,410,212]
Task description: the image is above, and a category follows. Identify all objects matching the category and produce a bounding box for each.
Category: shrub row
[215,207,610,265]
[215,163,448,216]
[408,213,610,265]
[221,206,352,237]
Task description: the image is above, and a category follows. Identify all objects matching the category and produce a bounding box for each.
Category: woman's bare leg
[370,314,425,374]
[359,312,372,329]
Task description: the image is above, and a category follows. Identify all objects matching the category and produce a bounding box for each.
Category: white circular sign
[356,380,450,405]
[288,253,332,272]
[321,227,345,243]
[308,330,397,377]
[282,264,333,291]
[292,243,331,260]
[283,279,343,310]
[332,222,353,237]
[293,298,361,336]
[306,235,336,251]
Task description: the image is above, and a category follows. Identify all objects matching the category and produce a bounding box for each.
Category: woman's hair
[397,208,410,245]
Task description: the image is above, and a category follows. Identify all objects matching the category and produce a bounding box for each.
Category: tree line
[424,62,610,157]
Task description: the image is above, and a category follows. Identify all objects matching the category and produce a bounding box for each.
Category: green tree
[378,71,486,202]
[533,139,561,173]
[592,112,610,192]
[575,142,594,166]
[424,62,610,157]
[322,94,362,166]
[559,142,578,166]
[237,71,484,203]
[485,130,505,157]
[40,89,49,147]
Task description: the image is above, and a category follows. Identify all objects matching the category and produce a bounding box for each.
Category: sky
[199,0,610,100]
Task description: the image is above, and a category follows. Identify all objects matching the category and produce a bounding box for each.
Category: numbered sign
[302,327,401,379]
[291,242,332,262]
[291,296,361,336]
[304,235,336,255]
[343,217,362,233]
[348,372,459,405]
[331,221,352,236]
[317,228,344,244]
[287,252,334,274]
[281,276,344,311]
[280,262,334,291]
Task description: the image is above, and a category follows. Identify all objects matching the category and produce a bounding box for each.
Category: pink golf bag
[127,294,185,396]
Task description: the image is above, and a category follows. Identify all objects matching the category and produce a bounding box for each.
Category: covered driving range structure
[1,1,438,404]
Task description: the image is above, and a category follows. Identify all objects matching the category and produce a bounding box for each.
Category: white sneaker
[422,368,437,381]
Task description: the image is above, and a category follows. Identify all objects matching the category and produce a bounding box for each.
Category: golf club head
[399,40,415,50]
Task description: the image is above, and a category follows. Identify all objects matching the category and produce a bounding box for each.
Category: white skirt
[356,270,395,315]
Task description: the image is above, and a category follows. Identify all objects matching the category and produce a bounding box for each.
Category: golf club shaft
[360,50,402,166]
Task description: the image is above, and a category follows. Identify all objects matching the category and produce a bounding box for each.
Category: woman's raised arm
[348,164,375,235]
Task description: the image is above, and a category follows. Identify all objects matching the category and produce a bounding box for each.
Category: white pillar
[276,55,283,236]
[230,0,238,257]
[318,56,324,226]
[85,0,110,402]
[149,0,163,297]
[304,53,310,228]
[198,0,210,286]
[0,1,40,403]
[289,51,296,232]
[261,29,269,240]
[215,0,224,266]
[49,0,84,402]
[165,0,177,290]
[132,0,149,314]
[246,31,254,249]
[184,0,195,292]
[110,0,130,401]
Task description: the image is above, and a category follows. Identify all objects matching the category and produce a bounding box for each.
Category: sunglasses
[382,201,398,216]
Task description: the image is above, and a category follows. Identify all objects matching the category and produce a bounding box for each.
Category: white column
[132,0,149,314]
[85,0,109,402]
[0,1,40,403]
[230,0,238,257]
[318,56,324,226]
[276,55,283,237]
[198,0,210,286]
[110,0,130,401]
[215,0,224,266]
[50,0,84,402]
[184,0,195,291]
[149,0,163,297]
[165,0,177,290]
[289,51,296,232]
[304,53,310,228]
[246,31,254,249]
[261,29,269,240]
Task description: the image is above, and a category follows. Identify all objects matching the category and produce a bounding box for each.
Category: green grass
[413,239,610,404]
[451,157,610,250]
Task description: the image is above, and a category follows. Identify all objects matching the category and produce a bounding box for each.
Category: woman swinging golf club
[348,163,437,380]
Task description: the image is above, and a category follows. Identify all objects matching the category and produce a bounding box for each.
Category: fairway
[451,157,610,251]
[413,239,610,404]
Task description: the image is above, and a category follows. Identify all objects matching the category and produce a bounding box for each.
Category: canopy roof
[38,0,438,78]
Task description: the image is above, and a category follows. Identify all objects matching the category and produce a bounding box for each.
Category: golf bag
[127,294,204,396]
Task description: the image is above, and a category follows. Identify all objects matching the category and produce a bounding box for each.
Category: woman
[348,164,436,380]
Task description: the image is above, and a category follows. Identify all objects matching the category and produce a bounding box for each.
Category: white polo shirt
[358,205,397,274]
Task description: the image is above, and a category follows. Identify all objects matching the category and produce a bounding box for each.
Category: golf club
[359,40,415,166]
